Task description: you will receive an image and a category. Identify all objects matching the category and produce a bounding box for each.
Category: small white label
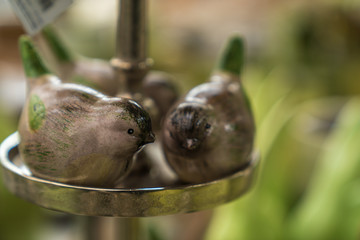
[8,0,73,35]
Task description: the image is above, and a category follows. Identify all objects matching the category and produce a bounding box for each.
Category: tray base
[1,132,259,217]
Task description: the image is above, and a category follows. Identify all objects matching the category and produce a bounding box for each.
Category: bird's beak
[138,132,155,149]
[184,138,199,150]
[144,132,155,144]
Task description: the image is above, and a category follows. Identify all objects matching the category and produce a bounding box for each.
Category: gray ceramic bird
[18,36,155,188]
[162,35,255,183]
[38,26,118,96]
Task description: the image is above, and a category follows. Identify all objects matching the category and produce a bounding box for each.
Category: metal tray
[1,132,259,217]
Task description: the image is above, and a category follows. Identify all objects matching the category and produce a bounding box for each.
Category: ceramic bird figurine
[37,26,118,96]
[18,36,155,188]
[142,71,179,131]
[162,35,255,183]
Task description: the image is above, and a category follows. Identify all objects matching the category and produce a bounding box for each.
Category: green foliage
[205,2,360,240]
[0,108,42,240]
[287,98,360,240]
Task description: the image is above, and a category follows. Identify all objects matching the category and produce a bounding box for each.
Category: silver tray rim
[1,132,259,217]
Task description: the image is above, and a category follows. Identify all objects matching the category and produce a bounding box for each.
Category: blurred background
[1,0,360,239]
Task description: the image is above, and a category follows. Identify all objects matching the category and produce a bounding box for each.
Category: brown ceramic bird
[18,36,155,188]
[38,26,118,96]
[162,36,255,183]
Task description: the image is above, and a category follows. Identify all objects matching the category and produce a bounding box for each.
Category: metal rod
[118,218,142,240]
[116,0,147,64]
[84,217,142,240]
[111,0,151,93]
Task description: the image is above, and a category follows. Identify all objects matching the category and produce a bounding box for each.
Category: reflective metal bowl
[1,132,259,217]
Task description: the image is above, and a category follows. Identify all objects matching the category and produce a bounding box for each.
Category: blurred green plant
[205,2,360,239]
[287,98,360,240]
[205,70,360,240]
[0,108,43,240]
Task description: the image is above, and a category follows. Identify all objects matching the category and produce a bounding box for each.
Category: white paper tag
[8,0,74,35]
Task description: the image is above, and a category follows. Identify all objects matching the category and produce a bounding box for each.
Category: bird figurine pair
[18,33,254,187]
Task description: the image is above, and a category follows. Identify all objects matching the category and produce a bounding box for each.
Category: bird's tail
[215,35,245,77]
[41,26,74,64]
[214,35,254,121]
[19,35,60,92]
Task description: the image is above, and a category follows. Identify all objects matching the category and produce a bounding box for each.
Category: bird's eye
[127,128,134,135]
[205,123,211,129]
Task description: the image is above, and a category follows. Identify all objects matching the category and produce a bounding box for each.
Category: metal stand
[1,132,258,217]
[1,133,258,239]
[84,217,142,240]
[111,0,152,94]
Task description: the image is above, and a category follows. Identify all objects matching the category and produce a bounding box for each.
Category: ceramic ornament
[162,36,255,183]
[18,36,155,188]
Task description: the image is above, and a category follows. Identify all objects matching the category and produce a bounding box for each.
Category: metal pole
[103,4,149,237]
[111,0,152,94]
[89,1,150,226]
[116,0,147,64]
[84,217,142,240]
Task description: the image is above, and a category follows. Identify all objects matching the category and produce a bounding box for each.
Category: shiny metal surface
[111,0,152,93]
[115,0,147,64]
[1,132,259,217]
